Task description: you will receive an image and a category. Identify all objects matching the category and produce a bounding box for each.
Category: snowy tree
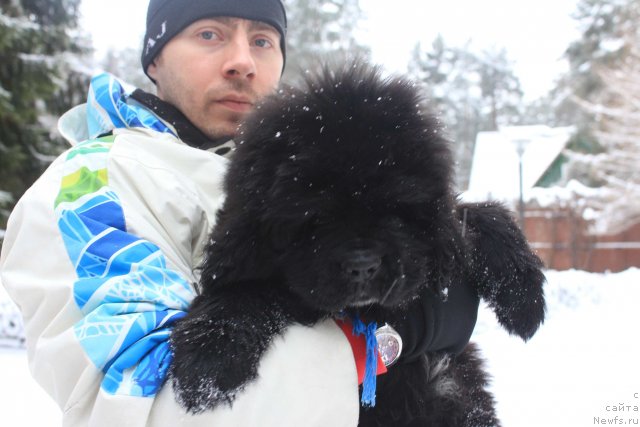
[409,37,480,138]
[542,0,640,234]
[0,0,91,238]
[553,0,639,139]
[519,94,561,127]
[408,37,524,190]
[101,46,154,93]
[477,47,524,131]
[564,0,638,99]
[281,0,370,83]
[566,31,640,234]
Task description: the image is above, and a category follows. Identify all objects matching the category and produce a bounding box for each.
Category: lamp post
[512,138,529,230]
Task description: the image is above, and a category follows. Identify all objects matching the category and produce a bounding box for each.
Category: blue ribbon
[350,315,378,407]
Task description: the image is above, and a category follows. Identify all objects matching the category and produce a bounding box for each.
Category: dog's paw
[168,289,300,413]
[470,241,547,340]
[486,269,546,341]
[460,202,547,340]
[168,298,270,413]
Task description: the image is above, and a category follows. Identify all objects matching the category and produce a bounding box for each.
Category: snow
[599,38,625,54]
[0,13,40,32]
[0,191,11,204]
[526,179,607,210]
[0,349,60,425]
[1,269,639,426]
[474,268,640,426]
[0,84,9,100]
[16,53,54,66]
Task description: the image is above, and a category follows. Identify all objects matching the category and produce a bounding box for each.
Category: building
[463,125,640,272]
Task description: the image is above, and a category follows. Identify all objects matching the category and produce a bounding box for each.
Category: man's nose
[222,36,256,79]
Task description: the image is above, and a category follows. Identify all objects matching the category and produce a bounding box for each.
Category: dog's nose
[343,252,382,282]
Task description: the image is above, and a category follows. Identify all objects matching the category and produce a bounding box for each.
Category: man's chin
[200,122,240,142]
[200,112,245,142]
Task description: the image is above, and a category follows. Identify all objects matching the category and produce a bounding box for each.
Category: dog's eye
[268,220,309,252]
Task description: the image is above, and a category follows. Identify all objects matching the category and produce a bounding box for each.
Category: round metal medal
[375,323,403,367]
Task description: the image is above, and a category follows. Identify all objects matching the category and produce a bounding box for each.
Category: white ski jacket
[0,74,360,426]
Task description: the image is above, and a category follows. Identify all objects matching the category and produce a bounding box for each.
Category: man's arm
[1,132,360,426]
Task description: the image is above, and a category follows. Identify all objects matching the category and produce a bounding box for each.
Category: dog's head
[202,62,464,313]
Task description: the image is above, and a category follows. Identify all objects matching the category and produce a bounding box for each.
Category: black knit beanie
[141,0,287,82]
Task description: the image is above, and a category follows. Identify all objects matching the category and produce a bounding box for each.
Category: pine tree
[553,0,639,155]
[564,19,640,234]
[281,0,370,84]
[408,37,524,190]
[564,0,638,100]
[0,0,90,237]
[477,47,524,131]
[543,0,640,230]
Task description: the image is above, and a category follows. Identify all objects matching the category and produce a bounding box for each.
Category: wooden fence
[523,207,640,272]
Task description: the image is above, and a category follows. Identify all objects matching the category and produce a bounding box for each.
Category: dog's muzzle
[342,251,382,283]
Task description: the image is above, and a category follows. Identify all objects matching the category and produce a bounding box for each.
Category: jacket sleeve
[0,133,359,427]
[390,280,480,364]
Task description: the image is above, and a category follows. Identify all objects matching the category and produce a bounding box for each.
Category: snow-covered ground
[475,268,640,426]
[0,348,61,425]
[1,268,638,426]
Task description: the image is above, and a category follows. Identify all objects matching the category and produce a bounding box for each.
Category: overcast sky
[80,0,581,101]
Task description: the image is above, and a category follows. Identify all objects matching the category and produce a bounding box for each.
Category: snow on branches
[570,36,640,234]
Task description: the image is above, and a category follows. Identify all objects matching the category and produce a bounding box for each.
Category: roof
[463,125,574,203]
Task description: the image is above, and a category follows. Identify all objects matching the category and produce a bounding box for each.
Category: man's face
[147,17,284,140]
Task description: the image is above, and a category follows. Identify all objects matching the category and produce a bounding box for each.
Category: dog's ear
[458,201,546,340]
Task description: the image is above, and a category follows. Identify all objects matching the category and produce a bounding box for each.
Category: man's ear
[145,58,161,89]
[147,59,157,76]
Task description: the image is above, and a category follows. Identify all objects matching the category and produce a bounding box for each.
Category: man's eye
[254,38,273,48]
[199,31,219,41]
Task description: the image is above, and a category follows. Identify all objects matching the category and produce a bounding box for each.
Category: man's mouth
[217,95,254,113]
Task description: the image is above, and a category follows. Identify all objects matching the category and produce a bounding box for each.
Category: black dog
[169,62,546,426]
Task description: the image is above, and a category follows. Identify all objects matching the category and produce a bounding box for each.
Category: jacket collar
[58,73,234,155]
[129,89,233,153]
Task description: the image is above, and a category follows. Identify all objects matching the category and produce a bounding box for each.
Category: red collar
[335,319,388,385]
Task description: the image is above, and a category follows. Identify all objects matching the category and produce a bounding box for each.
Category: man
[0,1,479,426]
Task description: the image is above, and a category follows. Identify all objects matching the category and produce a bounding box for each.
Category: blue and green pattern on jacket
[86,73,177,140]
[54,134,195,397]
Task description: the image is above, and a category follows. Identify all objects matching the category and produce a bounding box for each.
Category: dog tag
[375,323,403,367]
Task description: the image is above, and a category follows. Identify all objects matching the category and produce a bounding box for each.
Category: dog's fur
[169,63,546,426]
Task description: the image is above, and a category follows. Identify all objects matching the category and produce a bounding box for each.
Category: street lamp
[512,138,530,229]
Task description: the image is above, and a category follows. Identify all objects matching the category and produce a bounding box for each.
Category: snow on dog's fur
[169,62,546,426]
